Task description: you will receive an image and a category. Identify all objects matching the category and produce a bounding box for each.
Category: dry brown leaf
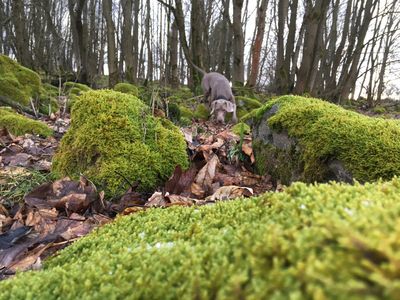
[194,154,220,194]
[145,192,166,207]
[206,185,254,201]
[121,207,145,216]
[9,243,51,272]
[190,182,205,198]
[242,142,255,164]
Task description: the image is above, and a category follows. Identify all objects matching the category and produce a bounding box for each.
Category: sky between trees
[1,0,399,106]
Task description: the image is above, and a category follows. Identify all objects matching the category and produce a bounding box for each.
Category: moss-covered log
[247,95,400,184]
[52,90,188,195]
[2,178,400,299]
[0,108,52,137]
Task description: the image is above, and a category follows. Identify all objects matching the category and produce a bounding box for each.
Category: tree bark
[232,0,244,86]
[248,0,268,87]
[102,0,119,87]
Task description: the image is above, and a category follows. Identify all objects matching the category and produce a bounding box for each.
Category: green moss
[3,178,400,299]
[114,83,139,97]
[52,90,188,196]
[179,105,194,119]
[253,95,400,182]
[0,55,41,106]
[63,82,91,93]
[372,106,386,114]
[167,103,181,123]
[0,108,53,137]
[194,103,209,120]
[231,122,250,135]
[236,96,262,110]
[39,84,60,114]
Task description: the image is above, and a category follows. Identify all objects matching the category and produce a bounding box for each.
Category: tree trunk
[11,0,32,68]
[102,0,119,87]
[232,0,244,86]
[294,0,330,95]
[121,0,135,83]
[248,0,268,87]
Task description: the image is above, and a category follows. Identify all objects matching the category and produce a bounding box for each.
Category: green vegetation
[0,168,51,207]
[194,103,209,120]
[231,122,250,135]
[63,82,92,111]
[2,178,400,299]
[167,103,181,123]
[235,96,262,120]
[39,83,59,114]
[0,108,53,137]
[249,95,400,183]
[0,55,41,106]
[52,90,188,196]
[372,106,386,114]
[114,82,139,97]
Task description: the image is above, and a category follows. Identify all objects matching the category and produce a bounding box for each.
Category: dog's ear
[223,101,235,113]
[210,101,216,114]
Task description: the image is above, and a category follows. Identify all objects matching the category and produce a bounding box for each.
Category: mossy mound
[0,55,41,106]
[114,83,139,97]
[0,108,53,137]
[52,90,188,195]
[3,178,400,299]
[194,103,209,120]
[63,82,92,111]
[249,95,400,183]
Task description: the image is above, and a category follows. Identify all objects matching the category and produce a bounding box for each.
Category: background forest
[1,0,400,108]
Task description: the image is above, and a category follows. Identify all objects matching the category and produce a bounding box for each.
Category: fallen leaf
[206,185,253,201]
[145,192,166,207]
[194,154,220,195]
[9,243,51,272]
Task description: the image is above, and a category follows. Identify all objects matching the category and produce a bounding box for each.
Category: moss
[63,82,91,93]
[236,96,262,110]
[52,90,188,196]
[179,105,194,119]
[167,103,181,123]
[0,55,41,106]
[194,103,209,120]
[372,106,386,114]
[3,178,400,298]
[39,84,60,114]
[231,122,250,135]
[0,108,53,137]
[114,83,139,97]
[253,95,400,182]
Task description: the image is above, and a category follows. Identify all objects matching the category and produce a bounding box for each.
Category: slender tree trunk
[232,0,244,86]
[103,0,119,87]
[248,0,268,87]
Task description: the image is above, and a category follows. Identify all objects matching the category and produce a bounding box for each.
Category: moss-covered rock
[167,103,181,123]
[0,55,41,106]
[235,96,262,122]
[249,95,400,184]
[52,90,188,195]
[0,108,53,137]
[114,83,139,97]
[194,103,209,120]
[3,178,400,299]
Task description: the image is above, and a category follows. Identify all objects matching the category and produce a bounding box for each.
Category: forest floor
[0,113,274,279]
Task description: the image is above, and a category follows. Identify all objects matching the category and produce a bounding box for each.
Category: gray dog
[192,64,237,124]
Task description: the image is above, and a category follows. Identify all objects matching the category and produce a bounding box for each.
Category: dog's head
[210,99,236,124]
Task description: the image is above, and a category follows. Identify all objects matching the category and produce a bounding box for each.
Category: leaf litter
[0,116,275,279]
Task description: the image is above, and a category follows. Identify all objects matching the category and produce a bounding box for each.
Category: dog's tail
[187,58,206,76]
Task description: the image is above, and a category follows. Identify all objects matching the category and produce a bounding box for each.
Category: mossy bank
[2,178,400,299]
[248,95,400,184]
[0,108,52,137]
[51,90,188,195]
